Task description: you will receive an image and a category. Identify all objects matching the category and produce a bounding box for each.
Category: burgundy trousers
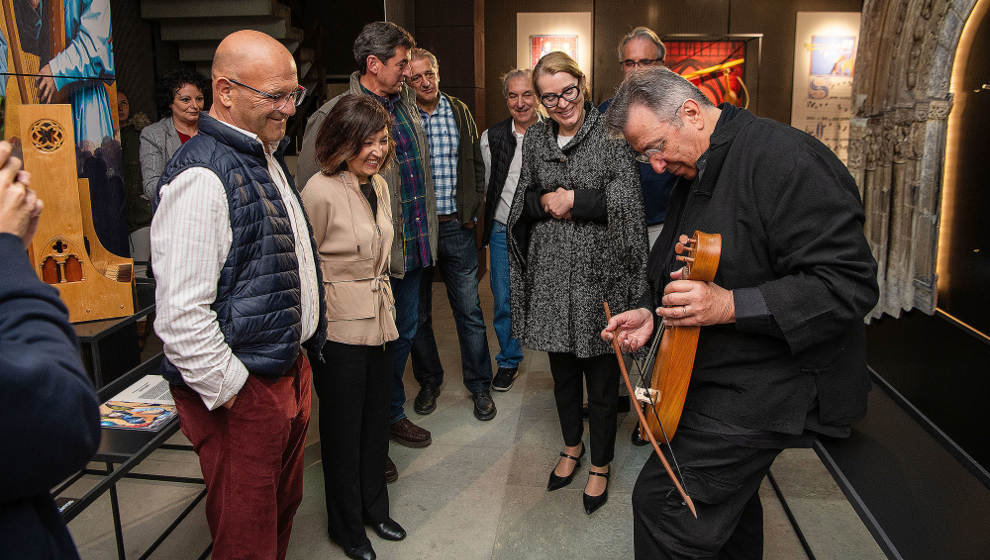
[171,354,312,560]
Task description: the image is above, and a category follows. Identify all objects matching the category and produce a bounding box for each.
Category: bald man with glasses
[151,30,325,559]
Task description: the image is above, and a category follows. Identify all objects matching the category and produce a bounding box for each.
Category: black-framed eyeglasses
[226,78,307,111]
[621,58,662,70]
[540,84,581,108]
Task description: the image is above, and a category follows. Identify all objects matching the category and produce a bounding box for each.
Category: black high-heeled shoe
[583,470,610,514]
[546,444,585,491]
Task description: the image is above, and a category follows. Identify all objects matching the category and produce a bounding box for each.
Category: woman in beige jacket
[301,94,405,560]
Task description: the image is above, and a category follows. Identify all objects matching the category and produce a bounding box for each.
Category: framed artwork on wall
[790,12,861,164]
[530,34,578,68]
[516,12,592,75]
[662,34,762,112]
[665,40,747,107]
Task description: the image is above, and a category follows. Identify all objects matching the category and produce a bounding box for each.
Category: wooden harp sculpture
[12,104,134,322]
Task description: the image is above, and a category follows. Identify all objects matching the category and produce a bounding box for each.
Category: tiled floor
[66,273,884,559]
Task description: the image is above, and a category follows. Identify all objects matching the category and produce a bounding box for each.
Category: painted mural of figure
[32,0,116,153]
[1,1,126,256]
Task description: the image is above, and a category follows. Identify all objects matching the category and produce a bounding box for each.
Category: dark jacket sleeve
[570,189,607,223]
[0,234,100,502]
[468,107,485,222]
[745,142,878,355]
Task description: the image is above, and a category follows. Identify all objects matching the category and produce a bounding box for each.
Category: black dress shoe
[583,470,610,515]
[414,385,439,415]
[472,390,497,421]
[385,455,398,484]
[370,518,406,541]
[344,542,376,560]
[631,424,649,447]
[547,444,585,491]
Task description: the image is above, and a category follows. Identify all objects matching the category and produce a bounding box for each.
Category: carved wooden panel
[10,104,134,322]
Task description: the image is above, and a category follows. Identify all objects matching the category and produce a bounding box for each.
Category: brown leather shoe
[389,418,432,448]
[385,456,398,484]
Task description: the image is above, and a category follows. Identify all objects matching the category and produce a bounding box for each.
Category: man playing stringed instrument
[601,67,878,559]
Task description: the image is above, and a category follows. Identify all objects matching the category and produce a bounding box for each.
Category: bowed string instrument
[603,230,722,520]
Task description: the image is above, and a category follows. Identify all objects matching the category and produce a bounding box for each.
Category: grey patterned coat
[507,103,648,358]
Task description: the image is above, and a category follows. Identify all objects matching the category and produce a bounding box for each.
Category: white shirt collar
[214,118,279,154]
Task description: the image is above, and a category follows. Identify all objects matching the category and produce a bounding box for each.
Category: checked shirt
[362,84,432,271]
[418,95,460,216]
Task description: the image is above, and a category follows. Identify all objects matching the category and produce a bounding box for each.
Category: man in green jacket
[404,48,495,422]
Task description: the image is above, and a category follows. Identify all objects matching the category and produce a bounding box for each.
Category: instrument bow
[604,230,722,520]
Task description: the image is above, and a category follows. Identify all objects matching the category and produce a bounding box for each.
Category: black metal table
[73,278,156,388]
[55,354,210,560]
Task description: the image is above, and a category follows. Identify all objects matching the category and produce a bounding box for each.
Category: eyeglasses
[540,84,581,108]
[634,105,682,163]
[409,70,436,86]
[621,58,662,70]
[634,137,667,163]
[227,78,307,111]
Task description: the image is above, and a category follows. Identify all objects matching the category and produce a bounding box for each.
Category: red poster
[665,41,746,107]
[530,35,578,68]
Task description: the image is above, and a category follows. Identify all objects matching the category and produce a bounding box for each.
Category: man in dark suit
[602,68,878,559]
[0,140,101,559]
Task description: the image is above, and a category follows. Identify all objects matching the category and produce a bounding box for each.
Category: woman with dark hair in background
[301,93,407,560]
[139,69,210,204]
[507,51,648,515]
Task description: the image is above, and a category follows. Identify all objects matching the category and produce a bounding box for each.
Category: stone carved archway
[850,0,977,319]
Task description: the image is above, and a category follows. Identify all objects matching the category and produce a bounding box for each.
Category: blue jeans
[386,266,423,423]
[488,221,523,369]
[411,220,493,394]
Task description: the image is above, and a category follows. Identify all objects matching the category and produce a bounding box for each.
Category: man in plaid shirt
[406,48,496,422]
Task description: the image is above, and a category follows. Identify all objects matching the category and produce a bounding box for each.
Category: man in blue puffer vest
[150,31,327,560]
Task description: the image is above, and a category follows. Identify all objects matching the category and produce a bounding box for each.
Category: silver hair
[617,26,666,62]
[410,47,438,70]
[500,68,533,97]
[603,67,713,137]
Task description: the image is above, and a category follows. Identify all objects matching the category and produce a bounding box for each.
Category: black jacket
[644,104,879,433]
[481,117,515,245]
[0,233,100,559]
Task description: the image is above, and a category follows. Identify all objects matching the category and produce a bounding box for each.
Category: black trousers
[547,352,619,467]
[632,427,783,559]
[313,340,393,550]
